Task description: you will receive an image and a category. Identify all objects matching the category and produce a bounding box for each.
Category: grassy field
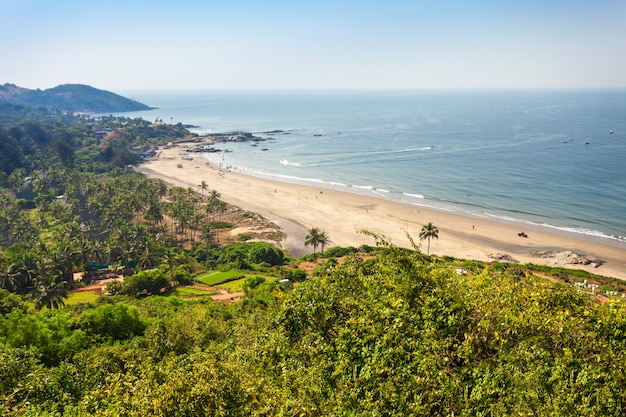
[195,270,281,292]
[66,290,100,305]
[218,278,247,292]
[220,276,280,292]
[171,287,216,297]
[196,270,248,286]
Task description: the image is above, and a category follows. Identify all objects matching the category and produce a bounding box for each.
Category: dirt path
[211,288,244,302]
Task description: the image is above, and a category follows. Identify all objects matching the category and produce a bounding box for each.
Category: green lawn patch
[196,269,247,286]
[196,270,281,292]
[219,276,279,292]
[66,290,100,305]
[219,278,247,292]
[171,287,216,297]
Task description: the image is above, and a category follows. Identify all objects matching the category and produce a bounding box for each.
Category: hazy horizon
[2,0,626,92]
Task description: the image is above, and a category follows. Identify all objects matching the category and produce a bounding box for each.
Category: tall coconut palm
[7,249,43,293]
[31,276,68,310]
[200,222,214,245]
[305,227,330,258]
[318,230,330,253]
[419,222,439,255]
[207,190,222,222]
[190,212,203,250]
[0,261,21,292]
[199,180,209,199]
[144,199,164,232]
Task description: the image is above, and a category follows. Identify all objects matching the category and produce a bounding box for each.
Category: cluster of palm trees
[0,233,73,310]
[304,227,330,257]
[0,165,231,309]
[163,184,226,248]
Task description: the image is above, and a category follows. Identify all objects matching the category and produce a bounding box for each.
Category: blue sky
[1,0,625,91]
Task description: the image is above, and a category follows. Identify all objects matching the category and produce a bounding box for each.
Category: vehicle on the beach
[518,232,528,238]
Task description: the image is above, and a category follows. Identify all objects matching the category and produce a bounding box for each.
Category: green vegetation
[419,221,439,255]
[170,287,216,297]
[65,290,100,305]
[196,269,247,286]
[304,226,330,257]
[195,241,286,268]
[2,101,626,415]
[219,277,249,292]
[1,240,626,415]
[0,83,153,113]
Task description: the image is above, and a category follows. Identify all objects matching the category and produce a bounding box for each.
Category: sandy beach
[137,145,626,280]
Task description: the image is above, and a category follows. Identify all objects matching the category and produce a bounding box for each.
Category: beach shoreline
[136,145,626,280]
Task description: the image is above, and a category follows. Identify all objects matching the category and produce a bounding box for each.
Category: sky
[1,0,626,92]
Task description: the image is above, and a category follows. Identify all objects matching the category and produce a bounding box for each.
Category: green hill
[0,83,153,113]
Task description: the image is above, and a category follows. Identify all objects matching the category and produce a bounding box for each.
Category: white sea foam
[267,173,325,184]
[482,212,525,223]
[403,192,425,199]
[482,212,626,243]
[280,159,301,167]
[537,223,626,243]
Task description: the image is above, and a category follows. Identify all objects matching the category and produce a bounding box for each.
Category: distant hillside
[0,83,154,113]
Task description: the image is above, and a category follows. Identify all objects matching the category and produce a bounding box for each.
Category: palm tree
[200,222,214,245]
[52,236,80,289]
[204,201,214,224]
[207,190,222,222]
[0,262,20,292]
[305,227,330,258]
[208,189,221,203]
[318,230,330,253]
[7,249,43,293]
[199,180,209,199]
[190,212,203,250]
[138,237,161,270]
[419,222,439,255]
[31,276,68,310]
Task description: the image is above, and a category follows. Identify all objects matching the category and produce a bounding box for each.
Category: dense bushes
[0,289,26,315]
[78,303,146,341]
[0,309,88,366]
[259,248,626,415]
[321,245,356,257]
[248,242,285,265]
[196,241,286,267]
[280,267,307,282]
[120,269,169,296]
[3,243,626,414]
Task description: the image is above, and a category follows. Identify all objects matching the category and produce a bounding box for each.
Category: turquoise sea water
[117,90,626,244]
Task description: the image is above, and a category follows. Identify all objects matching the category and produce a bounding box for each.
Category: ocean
[116,90,626,244]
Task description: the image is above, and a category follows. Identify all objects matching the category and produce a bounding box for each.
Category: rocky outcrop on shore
[489,253,519,263]
[201,130,289,144]
[530,250,604,268]
[177,130,286,153]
